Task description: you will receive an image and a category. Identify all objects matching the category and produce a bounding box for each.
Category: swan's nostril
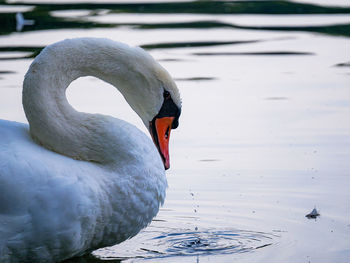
[165,126,170,139]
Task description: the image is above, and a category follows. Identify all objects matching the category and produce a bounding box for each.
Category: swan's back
[0,118,166,262]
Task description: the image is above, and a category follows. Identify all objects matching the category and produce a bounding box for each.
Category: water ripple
[93,228,277,261]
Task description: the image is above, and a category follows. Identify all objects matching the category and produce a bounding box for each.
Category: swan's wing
[0,120,106,261]
[0,119,166,262]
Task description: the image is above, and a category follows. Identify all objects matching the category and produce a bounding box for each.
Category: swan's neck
[22,39,158,164]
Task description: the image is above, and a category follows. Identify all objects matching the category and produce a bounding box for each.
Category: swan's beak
[150,117,175,170]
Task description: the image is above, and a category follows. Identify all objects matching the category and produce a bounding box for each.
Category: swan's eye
[163,90,170,99]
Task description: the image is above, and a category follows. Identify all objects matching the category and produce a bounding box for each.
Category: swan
[0,38,181,262]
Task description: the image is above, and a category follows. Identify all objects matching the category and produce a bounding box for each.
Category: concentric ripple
[93,228,277,261]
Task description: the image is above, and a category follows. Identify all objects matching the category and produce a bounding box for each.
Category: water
[1,1,350,262]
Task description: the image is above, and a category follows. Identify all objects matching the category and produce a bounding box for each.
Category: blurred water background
[0,0,350,262]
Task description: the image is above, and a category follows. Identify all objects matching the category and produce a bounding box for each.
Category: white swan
[0,38,181,262]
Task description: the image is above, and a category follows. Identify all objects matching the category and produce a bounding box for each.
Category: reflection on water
[1,0,350,262]
[1,1,350,48]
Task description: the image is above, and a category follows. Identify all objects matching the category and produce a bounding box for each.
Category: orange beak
[150,116,175,170]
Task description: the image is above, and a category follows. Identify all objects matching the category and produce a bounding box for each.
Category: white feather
[0,38,179,262]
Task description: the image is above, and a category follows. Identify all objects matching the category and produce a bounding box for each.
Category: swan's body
[0,38,181,262]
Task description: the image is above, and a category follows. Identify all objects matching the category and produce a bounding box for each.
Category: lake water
[1,1,350,262]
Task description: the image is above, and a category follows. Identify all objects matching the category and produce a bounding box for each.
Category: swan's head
[144,63,181,171]
[107,45,181,170]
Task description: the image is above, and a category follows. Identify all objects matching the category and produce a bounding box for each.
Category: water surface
[0,0,350,262]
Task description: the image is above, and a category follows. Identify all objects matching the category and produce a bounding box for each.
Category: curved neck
[22,38,158,164]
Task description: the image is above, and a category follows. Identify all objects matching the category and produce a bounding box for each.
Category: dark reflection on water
[1,0,350,62]
[1,1,350,37]
[335,61,350,67]
[140,40,261,50]
[0,71,16,75]
[175,77,217,82]
[0,42,314,61]
[0,46,43,60]
[127,21,350,39]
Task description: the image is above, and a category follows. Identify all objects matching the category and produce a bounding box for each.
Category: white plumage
[0,38,181,262]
